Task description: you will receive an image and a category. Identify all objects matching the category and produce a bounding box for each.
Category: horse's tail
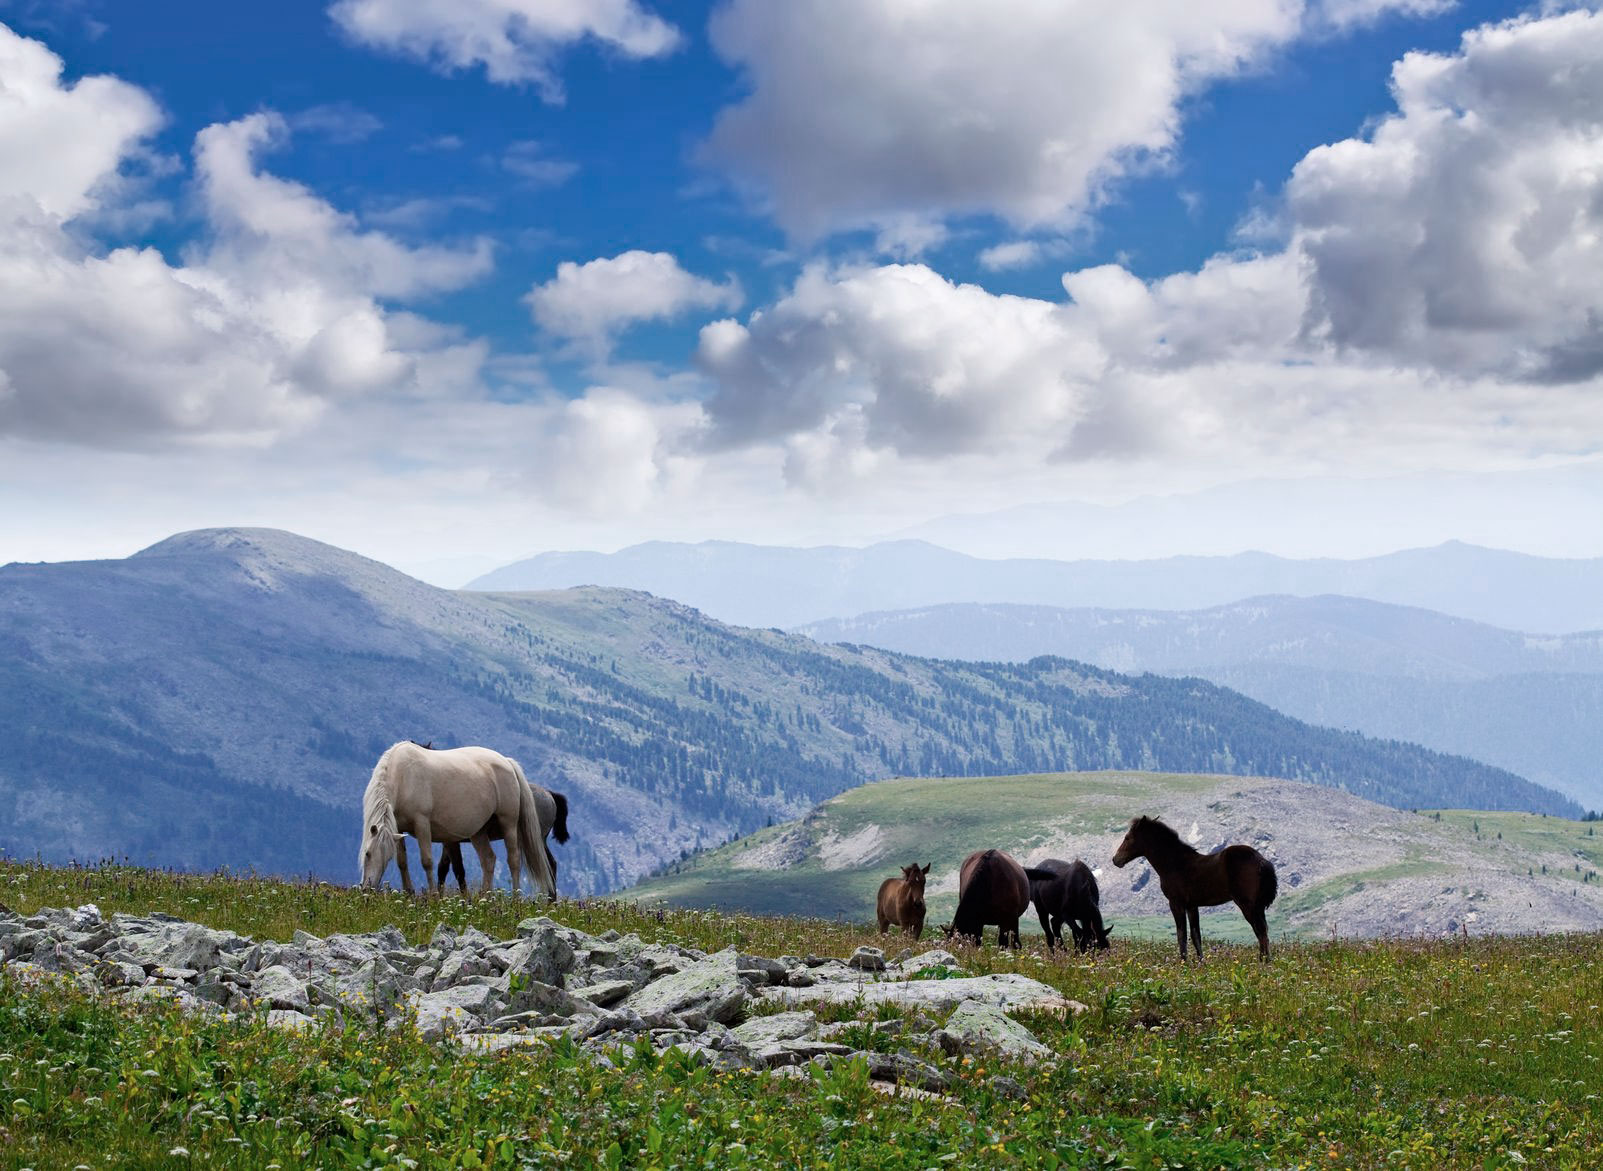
[1022,867,1056,884]
[549,791,571,844]
[509,760,557,900]
[1260,857,1279,908]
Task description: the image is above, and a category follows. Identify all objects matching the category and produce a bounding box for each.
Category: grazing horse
[1024,858,1111,953]
[357,741,555,899]
[877,862,931,939]
[944,849,1030,948]
[1111,816,1277,961]
[439,786,570,894]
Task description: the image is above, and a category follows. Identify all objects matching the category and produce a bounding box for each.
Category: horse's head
[1093,924,1113,951]
[901,862,931,891]
[1111,817,1147,868]
[359,820,397,889]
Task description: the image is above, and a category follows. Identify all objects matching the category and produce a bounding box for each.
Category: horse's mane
[359,743,403,872]
[1131,815,1199,859]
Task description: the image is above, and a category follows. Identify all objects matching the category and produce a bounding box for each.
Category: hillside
[467,538,1603,633]
[0,529,1580,891]
[627,771,1603,939]
[798,596,1603,809]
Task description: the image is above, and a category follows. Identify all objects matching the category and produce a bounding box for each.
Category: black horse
[1112,816,1278,961]
[944,849,1030,948]
[1024,858,1111,953]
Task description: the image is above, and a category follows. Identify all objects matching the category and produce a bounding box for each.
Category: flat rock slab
[938,1001,1052,1061]
[622,947,747,1025]
[759,972,1069,1015]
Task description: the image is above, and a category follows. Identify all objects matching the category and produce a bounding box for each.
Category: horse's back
[389,742,522,832]
[960,849,1029,916]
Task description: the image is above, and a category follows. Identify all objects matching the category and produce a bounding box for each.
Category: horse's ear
[921,862,931,875]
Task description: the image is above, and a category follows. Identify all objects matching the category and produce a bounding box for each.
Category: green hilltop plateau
[626,770,1603,941]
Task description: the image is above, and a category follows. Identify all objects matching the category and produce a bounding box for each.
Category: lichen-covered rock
[404,984,497,1040]
[937,1001,1052,1061]
[847,946,887,972]
[250,964,311,1012]
[730,1011,819,1047]
[736,955,788,985]
[571,978,633,1007]
[762,972,1067,1016]
[504,921,577,988]
[432,949,493,990]
[623,947,747,1025]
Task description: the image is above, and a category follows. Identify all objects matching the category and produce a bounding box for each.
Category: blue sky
[2,0,1601,582]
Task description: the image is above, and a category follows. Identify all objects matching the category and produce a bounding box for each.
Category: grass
[1429,811,1603,884]
[3,859,1602,1168]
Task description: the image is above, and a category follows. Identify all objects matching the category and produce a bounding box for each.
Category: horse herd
[358,740,1279,962]
[877,816,1280,961]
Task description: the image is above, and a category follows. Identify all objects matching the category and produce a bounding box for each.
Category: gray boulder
[730,1011,819,1047]
[250,965,311,1012]
[623,947,747,1025]
[937,1001,1052,1061]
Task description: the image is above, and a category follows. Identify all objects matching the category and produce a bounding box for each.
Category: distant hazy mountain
[468,539,1603,634]
[1,529,1579,889]
[799,596,1603,810]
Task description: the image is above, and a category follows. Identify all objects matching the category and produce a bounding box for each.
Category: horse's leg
[1002,918,1021,950]
[1243,902,1270,962]
[1170,902,1188,960]
[472,834,497,895]
[878,913,890,934]
[437,843,467,894]
[500,815,525,899]
[391,836,414,894]
[1035,905,1056,952]
[1188,906,1203,960]
[415,828,436,895]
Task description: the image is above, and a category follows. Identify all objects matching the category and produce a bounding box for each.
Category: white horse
[357,741,556,899]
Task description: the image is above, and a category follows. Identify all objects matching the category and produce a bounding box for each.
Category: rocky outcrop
[1,904,1065,1087]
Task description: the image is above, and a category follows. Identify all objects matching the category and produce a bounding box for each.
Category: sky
[2,0,1602,584]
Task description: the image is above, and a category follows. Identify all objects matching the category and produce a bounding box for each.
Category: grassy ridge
[626,771,1603,942]
[2,860,1601,1168]
[629,771,1215,928]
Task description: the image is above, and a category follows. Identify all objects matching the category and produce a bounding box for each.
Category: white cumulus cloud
[693,11,1603,484]
[528,250,741,354]
[328,0,680,101]
[0,23,492,448]
[702,0,1444,240]
[521,387,705,513]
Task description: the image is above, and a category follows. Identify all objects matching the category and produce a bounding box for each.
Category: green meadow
[2,858,1601,1169]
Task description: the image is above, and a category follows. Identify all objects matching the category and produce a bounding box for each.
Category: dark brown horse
[1112,816,1278,961]
[876,862,930,939]
[1024,858,1111,953]
[945,849,1030,948]
[440,787,569,894]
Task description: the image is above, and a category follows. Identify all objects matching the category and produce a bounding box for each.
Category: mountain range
[467,539,1603,634]
[1,528,1580,890]
[798,596,1603,811]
